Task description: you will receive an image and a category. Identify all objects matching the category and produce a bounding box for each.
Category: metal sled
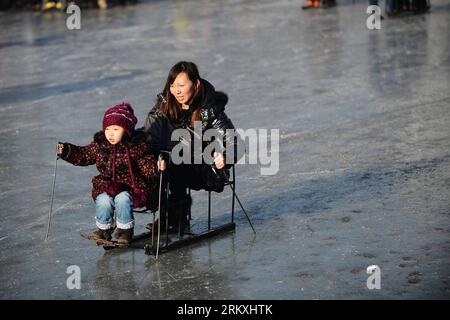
[142,164,237,256]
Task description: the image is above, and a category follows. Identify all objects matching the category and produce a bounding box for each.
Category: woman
[142,61,243,234]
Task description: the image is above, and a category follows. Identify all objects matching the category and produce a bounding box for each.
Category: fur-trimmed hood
[142,77,240,163]
[201,78,228,114]
[152,78,229,116]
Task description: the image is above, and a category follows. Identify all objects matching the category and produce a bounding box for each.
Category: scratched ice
[0,0,449,299]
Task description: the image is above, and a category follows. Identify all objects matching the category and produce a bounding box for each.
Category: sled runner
[80,230,156,251]
[80,232,128,250]
[79,164,253,256]
[143,163,254,257]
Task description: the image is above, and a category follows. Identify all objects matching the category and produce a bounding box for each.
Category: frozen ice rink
[0,0,449,299]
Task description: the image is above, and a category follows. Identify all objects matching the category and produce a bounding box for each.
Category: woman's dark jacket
[142,79,244,165]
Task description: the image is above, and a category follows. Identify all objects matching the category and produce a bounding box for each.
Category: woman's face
[169,72,198,108]
[104,125,125,145]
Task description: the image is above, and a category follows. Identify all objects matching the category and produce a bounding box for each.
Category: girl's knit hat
[103,102,138,137]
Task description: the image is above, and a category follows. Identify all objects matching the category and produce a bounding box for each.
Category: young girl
[58,103,159,245]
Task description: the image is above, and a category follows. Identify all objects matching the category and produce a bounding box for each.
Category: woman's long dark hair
[161,61,205,127]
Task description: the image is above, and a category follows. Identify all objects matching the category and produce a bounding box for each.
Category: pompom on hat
[102,102,138,137]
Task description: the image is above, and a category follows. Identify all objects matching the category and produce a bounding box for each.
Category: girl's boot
[116,228,134,245]
[91,228,114,241]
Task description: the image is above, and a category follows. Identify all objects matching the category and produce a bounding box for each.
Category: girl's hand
[158,159,166,172]
[214,152,225,169]
[57,143,64,156]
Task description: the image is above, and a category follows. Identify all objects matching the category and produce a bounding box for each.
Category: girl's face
[169,72,199,108]
[105,125,125,145]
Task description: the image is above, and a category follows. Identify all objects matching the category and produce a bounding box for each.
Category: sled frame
[143,164,237,256]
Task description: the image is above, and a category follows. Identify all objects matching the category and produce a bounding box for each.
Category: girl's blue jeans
[95,192,134,230]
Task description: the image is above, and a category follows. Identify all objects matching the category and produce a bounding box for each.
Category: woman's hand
[57,143,64,157]
[214,152,225,169]
[158,159,166,172]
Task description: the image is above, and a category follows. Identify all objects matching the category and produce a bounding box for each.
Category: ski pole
[45,143,59,242]
[211,165,256,234]
[156,150,171,259]
[152,155,164,249]
[156,154,164,259]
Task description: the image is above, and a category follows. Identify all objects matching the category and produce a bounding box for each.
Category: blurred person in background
[302,0,336,9]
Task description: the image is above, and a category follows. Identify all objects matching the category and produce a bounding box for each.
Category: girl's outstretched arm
[58,141,97,166]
